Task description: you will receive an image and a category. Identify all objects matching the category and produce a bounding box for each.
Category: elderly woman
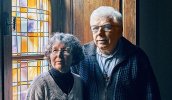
[26,32,84,100]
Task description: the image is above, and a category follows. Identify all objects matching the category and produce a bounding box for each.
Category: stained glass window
[12,0,50,100]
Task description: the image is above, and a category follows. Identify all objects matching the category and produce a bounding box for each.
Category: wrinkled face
[90,16,122,54]
[50,41,72,73]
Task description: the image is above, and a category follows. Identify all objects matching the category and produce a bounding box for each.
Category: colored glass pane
[21,13,27,18]
[28,0,36,8]
[21,37,28,53]
[21,85,27,100]
[40,21,43,32]
[12,0,16,6]
[16,17,21,32]
[44,22,48,32]
[20,0,27,7]
[37,0,40,9]
[21,67,27,81]
[28,20,37,32]
[40,0,43,9]
[12,7,16,11]
[17,68,21,82]
[28,13,37,20]
[21,18,27,32]
[28,8,36,13]
[17,36,21,54]
[12,36,17,53]
[28,67,37,80]
[13,86,17,100]
[12,68,17,82]
[28,36,38,52]
[20,7,27,13]
[43,0,47,10]
[12,12,16,17]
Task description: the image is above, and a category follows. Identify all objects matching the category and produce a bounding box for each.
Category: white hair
[90,6,123,26]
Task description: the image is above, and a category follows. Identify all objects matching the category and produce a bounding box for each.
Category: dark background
[139,0,172,100]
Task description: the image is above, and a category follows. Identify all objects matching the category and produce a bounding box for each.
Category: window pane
[12,0,50,99]
[12,60,49,100]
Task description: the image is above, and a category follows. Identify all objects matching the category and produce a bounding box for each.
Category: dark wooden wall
[51,0,136,44]
[73,0,121,44]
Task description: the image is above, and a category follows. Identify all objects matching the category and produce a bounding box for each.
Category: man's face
[90,16,123,54]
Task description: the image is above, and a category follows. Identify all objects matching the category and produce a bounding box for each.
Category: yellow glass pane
[37,66,41,74]
[20,7,27,13]
[20,81,27,85]
[13,86,17,100]
[37,0,40,9]
[12,0,16,6]
[33,37,38,52]
[18,68,20,82]
[16,17,21,32]
[28,32,38,36]
[37,60,41,66]
[12,61,18,68]
[28,67,37,80]
[43,0,46,10]
[28,37,38,52]
[40,21,43,32]
[37,33,40,36]
[44,15,48,21]
[28,0,36,8]
[28,37,34,52]
[45,11,49,15]
[40,32,44,36]
[21,37,28,53]
[12,68,17,82]
[12,12,16,17]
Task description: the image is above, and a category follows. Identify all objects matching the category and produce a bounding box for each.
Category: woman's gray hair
[44,32,84,66]
[90,6,123,26]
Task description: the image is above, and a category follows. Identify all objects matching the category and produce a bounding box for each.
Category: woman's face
[50,41,72,73]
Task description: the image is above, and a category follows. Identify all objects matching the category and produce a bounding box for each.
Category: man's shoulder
[82,41,96,55]
[83,41,95,49]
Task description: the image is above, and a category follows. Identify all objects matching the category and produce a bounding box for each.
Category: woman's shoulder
[30,72,51,87]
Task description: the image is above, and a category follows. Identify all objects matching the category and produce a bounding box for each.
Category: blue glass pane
[44,22,48,32]
[21,85,27,100]
[16,12,20,17]
[21,18,27,32]
[28,8,36,13]
[40,14,44,20]
[20,0,27,7]
[21,67,27,81]
[28,20,37,32]
[12,36,17,53]
[17,36,21,54]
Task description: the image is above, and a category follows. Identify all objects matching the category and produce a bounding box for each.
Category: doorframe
[0,0,12,100]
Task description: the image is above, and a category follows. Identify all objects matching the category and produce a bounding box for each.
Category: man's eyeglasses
[90,24,113,33]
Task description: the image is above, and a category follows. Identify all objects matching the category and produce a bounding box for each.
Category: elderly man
[72,6,161,100]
